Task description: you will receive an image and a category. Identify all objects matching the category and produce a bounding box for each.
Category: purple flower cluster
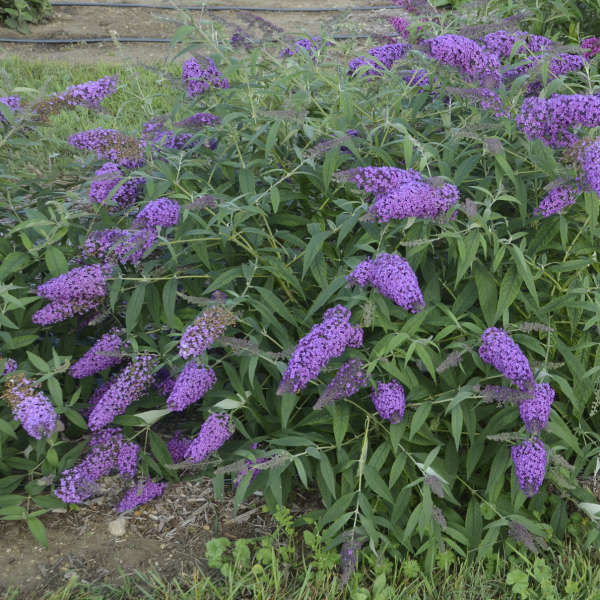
[83,228,157,266]
[511,437,547,497]
[516,94,600,148]
[69,329,125,378]
[348,43,409,77]
[480,30,553,58]
[0,96,20,123]
[167,431,191,462]
[278,305,363,394]
[424,34,501,85]
[579,139,600,198]
[2,357,17,375]
[582,37,600,59]
[68,128,144,168]
[47,76,118,111]
[231,27,254,51]
[388,17,412,39]
[54,428,139,503]
[347,253,424,313]
[88,353,158,430]
[179,305,237,359]
[184,413,233,463]
[133,197,180,229]
[141,118,195,151]
[89,162,145,208]
[32,265,108,326]
[182,57,229,98]
[533,184,577,217]
[401,68,433,91]
[280,37,329,58]
[154,367,176,397]
[371,380,406,423]
[116,479,167,512]
[479,327,533,391]
[233,443,269,487]
[166,362,217,411]
[314,359,367,410]
[3,373,57,439]
[337,166,423,195]
[519,383,554,434]
[173,112,221,129]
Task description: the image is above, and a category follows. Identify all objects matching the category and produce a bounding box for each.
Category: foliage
[2,2,600,574]
[0,0,51,32]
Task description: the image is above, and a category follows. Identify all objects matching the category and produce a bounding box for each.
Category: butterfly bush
[167,431,191,463]
[348,43,409,77]
[179,305,238,359]
[511,437,547,497]
[579,139,600,198]
[280,37,329,58]
[1,358,17,375]
[480,30,553,57]
[69,329,125,378]
[371,380,406,423]
[89,162,145,207]
[133,197,180,229]
[347,253,424,313]
[116,479,167,512]
[87,353,158,431]
[516,94,600,148]
[277,305,363,395]
[0,96,20,123]
[83,228,157,266]
[314,359,367,410]
[54,428,139,503]
[534,185,577,217]
[166,362,217,412]
[479,327,534,391]
[174,112,221,129]
[154,367,176,397]
[182,57,229,98]
[3,373,57,439]
[68,128,145,168]
[32,265,108,326]
[184,413,233,463]
[582,37,600,59]
[519,383,555,434]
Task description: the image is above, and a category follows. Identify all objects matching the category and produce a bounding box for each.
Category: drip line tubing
[49,2,400,11]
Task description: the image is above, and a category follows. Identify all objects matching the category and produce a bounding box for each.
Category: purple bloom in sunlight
[511,437,547,497]
[582,37,600,59]
[2,358,17,375]
[83,228,157,266]
[179,306,237,359]
[533,185,577,217]
[166,362,217,412]
[69,329,125,379]
[68,128,144,168]
[182,57,229,98]
[133,197,180,229]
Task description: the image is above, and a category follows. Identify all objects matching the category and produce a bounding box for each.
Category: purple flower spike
[184,413,233,463]
[167,431,191,463]
[0,96,20,123]
[336,166,422,195]
[579,139,600,199]
[68,128,144,168]
[347,253,424,313]
[2,357,17,375]
[519,383,555,434]
[479,327,533,391]
[371,380,406,423]
[88,353,158,431]
[89,162,145,208]
[348,43,409,77]
[511,437,547,497]
[480,30,553,58]
[133,197,180,229]
[174,112,221,129]
[166,362,217,412]
[179,305,237,359]
[534,185,577,217]
[314,359,368,410]
[69,329,125,379]
[116,479,167,512]
[182,57,229,98]
[280,37,330,58]
[83,228,157,266]
[278,305,363,395]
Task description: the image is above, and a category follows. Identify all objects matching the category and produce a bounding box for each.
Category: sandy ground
[0,0,402,64]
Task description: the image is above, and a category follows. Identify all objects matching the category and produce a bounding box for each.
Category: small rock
[108,517,127,537]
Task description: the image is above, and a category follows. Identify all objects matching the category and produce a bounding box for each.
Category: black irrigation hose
[49,2,400,11]
[0,33,374,43]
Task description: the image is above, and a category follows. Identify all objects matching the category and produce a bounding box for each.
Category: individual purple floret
[3,373,57,440]
[519,383,555,434]
[533,185,577,217]
[83,228,157,266]
[173,112,221,129]
[579,139,600,198]
[116,479,167,512]
[166,362,217,412]
[53,428,138,503]
[182,57,229,98]
[280,37,330,58]
[347,253,424,313]
[348,43,409,77]
[480,30,553,58]
[184,413,233,463]
[516,94,600,148]
[371,380,406,423]
[88,353,158,431]
[278,305,363,395]
[89,162,145,208]
[69,329,125,378]
[179,305,237,359]
[68,128,144,168]
[511,437,547,497]
[424,34,501,85]
[167,431,191,463]
[1,357,17,375]
[479,327,533,391]
[0,96,20,123]
[32,265,108,326]
[133,197,180,229]
[314,359,367,410]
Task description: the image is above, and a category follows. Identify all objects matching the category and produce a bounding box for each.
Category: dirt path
[0,0,401,64]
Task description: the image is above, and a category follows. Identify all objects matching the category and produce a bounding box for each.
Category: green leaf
[126,284,146,333]
[319,454,336,499]
[44,247,68,277]
[27,516,48,547]
[450,405,463,451]
[0,252,29,281]
[63,408,87,430]
[473,262,497,327]
[302,231,332,280]
[363,464,393,503]
[162,278,178,328]
[135,408,171,426]
[409,404,431,441]
[0,419,17,439]
[509,245,538,306]
[495,267,522,321]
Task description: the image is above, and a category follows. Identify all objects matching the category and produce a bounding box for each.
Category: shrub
[0,0,52,31]
[1,8,600,572]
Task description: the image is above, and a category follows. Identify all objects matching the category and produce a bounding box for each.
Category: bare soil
[0,477,322,598]
[0,0,401,64]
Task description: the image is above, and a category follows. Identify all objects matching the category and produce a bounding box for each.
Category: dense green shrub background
[0,0,51,31]
[2,6,600,570]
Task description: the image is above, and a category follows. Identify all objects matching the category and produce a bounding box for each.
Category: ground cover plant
[3,0,600,583]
